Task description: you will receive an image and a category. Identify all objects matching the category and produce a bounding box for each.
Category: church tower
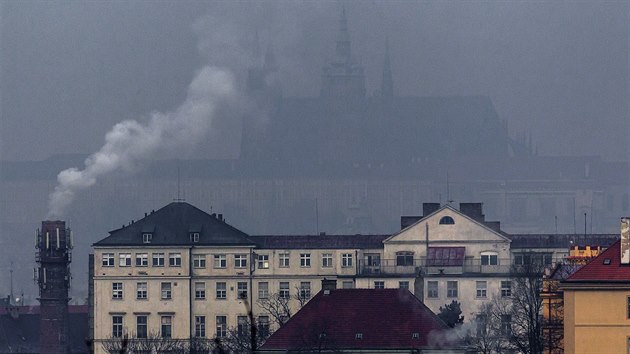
[320,6,366,99]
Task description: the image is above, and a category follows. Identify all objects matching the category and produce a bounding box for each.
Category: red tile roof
[564,240,630,282]
[260,288,461,351]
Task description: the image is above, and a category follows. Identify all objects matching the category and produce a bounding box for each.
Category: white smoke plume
[47,66,235,219]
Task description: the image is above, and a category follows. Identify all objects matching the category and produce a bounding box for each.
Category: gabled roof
[563,240,630,283]
[260,289,461,351]
[93,202,255,247]
[252,234,387,250]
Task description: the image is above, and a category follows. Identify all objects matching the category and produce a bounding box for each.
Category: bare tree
[101,332,190,354]
[219,317,273,353]
[466,302,511,354]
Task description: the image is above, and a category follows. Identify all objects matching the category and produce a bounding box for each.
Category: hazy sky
[1,1,628,161]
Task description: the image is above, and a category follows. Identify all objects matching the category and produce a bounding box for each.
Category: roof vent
[323,289,330,295]
[603,258,612,265]
[412,332,419,339]
[355,333,363,339]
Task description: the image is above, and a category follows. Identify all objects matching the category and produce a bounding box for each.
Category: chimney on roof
[321,278,337,292]
[459,203,485,222]
[400,216,421,230]
[422,203,440,217]
[621,217,630,264]
[218,213,223,222]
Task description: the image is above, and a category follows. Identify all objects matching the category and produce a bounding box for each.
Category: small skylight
[355,333,363,339]
[412,332,419,339]
[603,258,612,265]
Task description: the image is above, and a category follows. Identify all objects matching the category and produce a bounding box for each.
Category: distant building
[561,218,630,354]
[259,288,466,353]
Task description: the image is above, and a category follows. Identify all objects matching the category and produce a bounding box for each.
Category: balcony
[358,258,511,276]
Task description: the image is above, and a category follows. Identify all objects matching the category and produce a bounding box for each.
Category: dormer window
[142,233,152,244]
[439,216,455,225]
[481,251,498,266]
[190,232,200,243]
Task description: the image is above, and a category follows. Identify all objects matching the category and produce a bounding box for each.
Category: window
[300,282,311,299]
[476,281,487,298]
[355,333,363,339]
[142,233,152,243]
[235,254,248,268]
[191,232,200,243]
[397,281,409,289]
[112,282,123,299]
[279,282,290,299]
[342,281,354,289]
[447,281,458,298]
[322,253,333,267]
[102,253,115,267]
[258,282,269,299]
[300,253,311,267]
[237,282,248,299]
[476,314,487,336]
[501,315,512,336]
[627,297,630,319]
[216,316,227,338]
[257,254,269,269]
[135,253,148,267]
[501,281,512,297]
[136,282,147,300]
[396,251,414,266]
[136,315,147,338]
[169,253,182,267]
[481,252,498,266]
[193,254,206,268]
[374,281,385,289]
[279,253,290,267]
[214,254,227,268]
[427,281,438,298]
[237,316,248,337]
[112,315,123,338]
[161,282,172,300]
[439,216,455,225]
[161,316,172,338]
[258,316,270,338]
[342,253,353,267]
[152,253,165,267]
[119,253,131,267]
[216,282,227,299]
[195,282,206,300]
[195,316,206,337]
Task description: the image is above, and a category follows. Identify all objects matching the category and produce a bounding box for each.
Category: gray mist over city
[0,0,628,323]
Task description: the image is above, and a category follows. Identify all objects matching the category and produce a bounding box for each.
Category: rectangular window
[136,282,147,300]
[152,253,165,267]
[237,316,248,337]
[399,281,409,289]
[191,232,200,243]
[168,253,182,267]
[476,314,487,336]
[195,316,206,338]
[300,282,311,299]
[300,253,311,267]
[161,282,172,300]
[214,254,227,268]
[216,282,227,299]
[161,316,172,338]
[501,314,512,336]
[342,253,353,267]
[374,281,385,289]
[112,282,123,299]
[237,282,248,299]
[235,254,248,268]
[322,253,333,268]
[193,254,206,269]
[501,281,512,297]
[279,253,290,267]
[476,281,487,298]
[119,253,131,267]
[447,281,458,298]
[136,315,147,338]
[135,253,148,267]
[102,253,115,267]
[481,254,498,266]
[258,316,270,338]
[342,281,354,289]
[627,297,630,319]
[112,315,123,338]
[258,282,269,299]
[195,282,206,300]
[396,252,414,266]
[257,254,269,269]
[279,282,290,299]
[427,281,438,298]
[142,233,152,243]
[216,316,227,338]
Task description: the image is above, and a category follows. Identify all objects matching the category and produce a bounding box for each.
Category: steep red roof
[564,240,630,282]
[260,288,461,351]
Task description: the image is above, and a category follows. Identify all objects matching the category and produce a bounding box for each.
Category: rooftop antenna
[315,198,319,235]
[555,216,558,234]
[9,261,14,305]
[446,170,454,205]
[174,161,185,202]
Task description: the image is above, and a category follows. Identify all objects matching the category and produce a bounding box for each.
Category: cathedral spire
[336,5,352,62]
[381,37,394,98]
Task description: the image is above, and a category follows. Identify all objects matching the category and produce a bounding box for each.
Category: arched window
[439,216,455,225]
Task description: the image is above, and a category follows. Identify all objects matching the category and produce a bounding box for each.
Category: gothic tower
[36,220,72,354]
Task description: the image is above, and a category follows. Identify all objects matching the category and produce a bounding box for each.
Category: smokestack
[36,220,72,354]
